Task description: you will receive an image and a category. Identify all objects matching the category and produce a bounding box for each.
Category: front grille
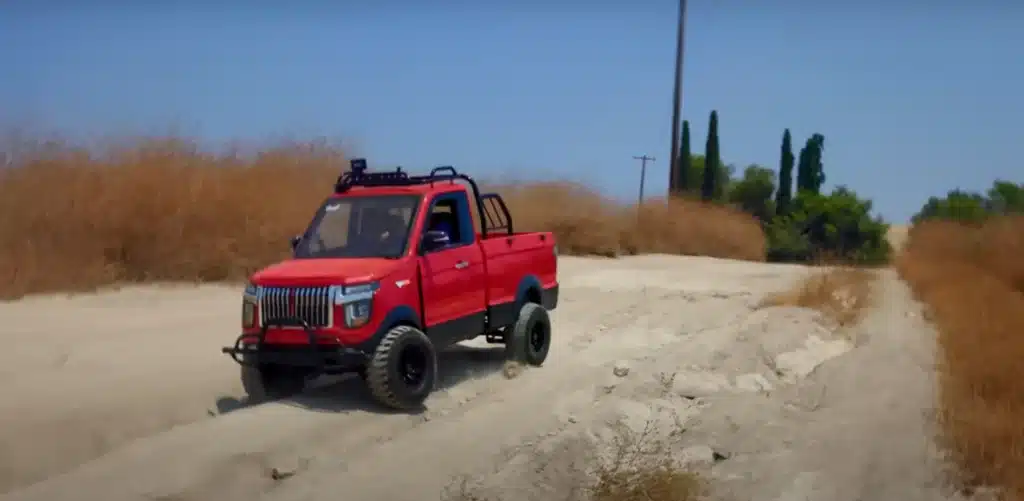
[259,287,333,328]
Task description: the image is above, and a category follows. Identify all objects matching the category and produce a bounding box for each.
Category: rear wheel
[505,302,551,366]
[365,325,437,411]
[241,364,309,403]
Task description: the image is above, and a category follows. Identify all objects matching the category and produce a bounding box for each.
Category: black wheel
[505,302,551,366]
[365,325,437,411]
[241,364,308,403]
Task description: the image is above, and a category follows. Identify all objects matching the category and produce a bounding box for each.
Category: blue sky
[3,3,1022,222]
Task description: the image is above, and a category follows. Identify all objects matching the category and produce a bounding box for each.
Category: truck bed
[479,231,557,311]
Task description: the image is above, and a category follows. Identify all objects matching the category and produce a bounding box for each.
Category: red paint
[244,179,557,347]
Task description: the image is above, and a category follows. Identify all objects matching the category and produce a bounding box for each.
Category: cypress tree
[796,133,826,194]
[807,133,826,194]
[701,110,719,202]
[677,120,691,194]
[776,129,794,215]
[796,142,810,193]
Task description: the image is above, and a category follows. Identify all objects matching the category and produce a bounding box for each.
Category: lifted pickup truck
[222,158,559,410]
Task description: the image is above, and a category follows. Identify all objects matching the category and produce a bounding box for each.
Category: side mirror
[421,230,451,253]
[290,235,302,250]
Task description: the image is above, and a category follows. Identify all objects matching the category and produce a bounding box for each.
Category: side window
[426,192,473,248]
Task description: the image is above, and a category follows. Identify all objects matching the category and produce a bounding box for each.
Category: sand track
[0,256,963,501]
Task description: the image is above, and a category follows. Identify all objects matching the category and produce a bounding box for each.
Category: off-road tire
[365,325,437,411]
[241,364,308,403]
[505,302,551,366]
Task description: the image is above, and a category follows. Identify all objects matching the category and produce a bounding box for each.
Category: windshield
[296,194,421,259]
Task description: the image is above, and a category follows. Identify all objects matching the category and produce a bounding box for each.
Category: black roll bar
[334,158,498,238]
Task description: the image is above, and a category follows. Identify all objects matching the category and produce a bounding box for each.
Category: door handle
[454,260,469,270]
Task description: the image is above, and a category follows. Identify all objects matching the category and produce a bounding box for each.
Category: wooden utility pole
[667,0,688,193]
[633,155,655,205]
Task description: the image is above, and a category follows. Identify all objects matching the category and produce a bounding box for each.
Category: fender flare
[356,305,422,352]
[378,305,422,332]
[514,275,544,311]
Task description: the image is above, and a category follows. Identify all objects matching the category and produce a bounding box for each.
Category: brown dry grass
[896,216,1024,500]
[760,268,876,328]
[444,418,705,501]
[0,138,766,299]
[498,183,766,260]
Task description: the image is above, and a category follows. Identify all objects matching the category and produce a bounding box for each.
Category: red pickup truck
[222,159,559,410]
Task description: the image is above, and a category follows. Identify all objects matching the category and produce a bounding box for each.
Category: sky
[2,2,1022,223]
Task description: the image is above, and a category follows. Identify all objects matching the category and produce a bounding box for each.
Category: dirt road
[0,256,963,501]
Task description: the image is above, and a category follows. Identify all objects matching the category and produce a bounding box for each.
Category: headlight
[243,282,260,299]
[241,282,260,328]
[241,301,257,328]
[334,282,379,328]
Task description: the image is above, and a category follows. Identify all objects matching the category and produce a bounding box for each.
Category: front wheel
[505,302,552,366]
[241,364,308,403]
[365,325,437,411]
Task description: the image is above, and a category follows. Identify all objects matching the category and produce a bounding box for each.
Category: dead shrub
[588,420,705,501]
[442,418,705,501]
[500,182,766,261]
[0,138,340,298]
[896,216,1024,500]
[0,137,767,299]
[760,268,875,328]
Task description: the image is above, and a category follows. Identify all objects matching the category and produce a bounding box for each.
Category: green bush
[766,186,891,264]
[764,216,812,262]
[911,181,1024,224]
[727,164,776,224]
[912,190,991,225]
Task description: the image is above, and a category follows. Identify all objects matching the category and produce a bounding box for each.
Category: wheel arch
[515,275,544,309]
[356,305,423,353]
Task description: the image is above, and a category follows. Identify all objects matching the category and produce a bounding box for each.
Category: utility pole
[667,0,688,194]
[633,155,655,205]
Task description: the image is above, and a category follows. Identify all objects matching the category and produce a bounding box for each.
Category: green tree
[767,185,890,264]
[776,129,795,215]
[686,155,732,202]
[795,133,826,194]
[911,189,991,224]
[986,180,1024,214]
[701,110,720,202]
[910,180,1024,224]
[727,164,776,223]
[676,120,692,195]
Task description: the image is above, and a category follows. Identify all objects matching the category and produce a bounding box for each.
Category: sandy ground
[887,225,910,252]
[0,255,965,501]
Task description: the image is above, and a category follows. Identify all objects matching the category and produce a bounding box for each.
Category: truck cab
[222,159,559,410]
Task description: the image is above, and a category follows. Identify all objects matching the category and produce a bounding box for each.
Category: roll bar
[334,158,508,238]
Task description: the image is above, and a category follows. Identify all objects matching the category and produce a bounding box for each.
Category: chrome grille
[258,287,333,328]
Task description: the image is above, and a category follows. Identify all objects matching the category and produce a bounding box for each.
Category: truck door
[418,190,487,347]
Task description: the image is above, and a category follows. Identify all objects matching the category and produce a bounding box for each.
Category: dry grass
[760,268,876,328]
[0,138,766,299]
[499,182,766,261]
[443,418,705,501]
[896,216,1024,500]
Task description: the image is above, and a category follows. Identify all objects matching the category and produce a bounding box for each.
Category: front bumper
[221,317,368,373]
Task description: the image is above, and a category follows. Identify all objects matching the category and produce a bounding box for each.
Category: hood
[251,258,401,287]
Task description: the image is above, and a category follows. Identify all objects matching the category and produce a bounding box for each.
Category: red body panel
[420,243,487,326]
[479,232,557,306]
[252,258,401,287]
[244,182,558,346]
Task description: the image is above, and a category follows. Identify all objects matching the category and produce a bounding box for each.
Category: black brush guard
[221,317,368,373]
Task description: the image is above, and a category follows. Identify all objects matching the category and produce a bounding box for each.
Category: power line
[633,155,655,205]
